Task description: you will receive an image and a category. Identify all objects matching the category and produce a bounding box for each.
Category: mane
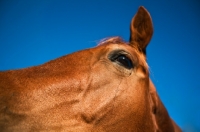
[97,36,138,52]
[97,36,127,46]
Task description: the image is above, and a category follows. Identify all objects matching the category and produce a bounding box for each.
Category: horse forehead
[61,42,146,74]
[96,42,136,55]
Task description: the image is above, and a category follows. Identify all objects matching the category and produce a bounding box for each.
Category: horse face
[74,39,152,131]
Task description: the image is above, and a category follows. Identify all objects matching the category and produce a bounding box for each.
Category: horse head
[0,6,181,132]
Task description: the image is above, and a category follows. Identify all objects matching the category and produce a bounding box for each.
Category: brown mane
[98,37,126,46]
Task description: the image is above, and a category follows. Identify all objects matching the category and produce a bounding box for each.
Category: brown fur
[0,6,181,132]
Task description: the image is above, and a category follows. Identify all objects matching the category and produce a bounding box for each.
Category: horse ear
[129,6,153,54]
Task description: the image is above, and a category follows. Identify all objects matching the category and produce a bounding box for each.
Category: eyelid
[109,50,130,57]
[114,50,132,60]
[108,50,133,63]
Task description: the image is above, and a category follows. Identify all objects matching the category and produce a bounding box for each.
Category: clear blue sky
[0,0,200,131]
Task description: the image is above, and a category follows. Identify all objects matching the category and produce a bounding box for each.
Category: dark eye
[110,54,133,69]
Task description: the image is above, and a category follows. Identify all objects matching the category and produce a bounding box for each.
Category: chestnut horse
[0,6,181,132]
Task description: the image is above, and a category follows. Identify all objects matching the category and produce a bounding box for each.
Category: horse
[0,6,181,132]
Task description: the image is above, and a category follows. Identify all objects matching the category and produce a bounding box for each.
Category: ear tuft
[129,6,153,55]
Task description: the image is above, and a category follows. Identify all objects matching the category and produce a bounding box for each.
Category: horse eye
[111,54,133,69]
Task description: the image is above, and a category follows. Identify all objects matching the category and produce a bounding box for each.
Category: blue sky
[0,0,200,131]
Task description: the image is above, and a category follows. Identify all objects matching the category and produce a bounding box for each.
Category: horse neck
[149,79,178,132]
